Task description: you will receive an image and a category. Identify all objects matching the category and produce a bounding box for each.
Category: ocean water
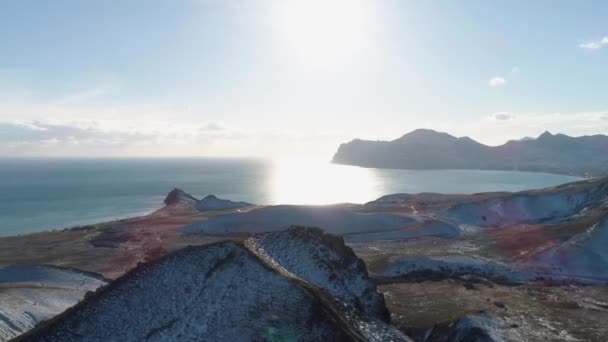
[0,158,581,236]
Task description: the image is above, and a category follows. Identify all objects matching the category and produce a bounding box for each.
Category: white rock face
[529,215,608,283]
[442,180,608,227]
[185,205,416,236]
[196,195,253,211]
[19,242,355,342]
[0,265,106,341]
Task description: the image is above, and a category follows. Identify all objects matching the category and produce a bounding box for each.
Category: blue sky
[1,0,607,157]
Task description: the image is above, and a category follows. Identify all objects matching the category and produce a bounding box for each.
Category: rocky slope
[17,230,414,342]
[529,213,608,282]
[0,265,107,341]
[6,176,608,341]
[245,227,389,320]
[18,242,355,341]
[441,177,608,227]
[332,129,608,176]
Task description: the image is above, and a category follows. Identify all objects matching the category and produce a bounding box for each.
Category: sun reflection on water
[269,158,382,205]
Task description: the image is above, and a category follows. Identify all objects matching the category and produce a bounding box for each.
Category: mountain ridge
[332,129,608,177]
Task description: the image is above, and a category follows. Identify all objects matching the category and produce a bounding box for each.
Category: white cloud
[0,119,245,157]
[579,36,608,50]
[492,112,515,121]
[488,77,507,88]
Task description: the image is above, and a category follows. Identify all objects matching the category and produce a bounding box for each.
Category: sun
[273,0,375,68]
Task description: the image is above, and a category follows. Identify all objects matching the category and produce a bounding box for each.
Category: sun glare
[273,0,375,68]
[269,157,381,205]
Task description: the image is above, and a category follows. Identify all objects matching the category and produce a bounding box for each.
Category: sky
[1,0,607,158]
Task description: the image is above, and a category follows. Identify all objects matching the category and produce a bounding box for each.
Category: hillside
[4,177,608,341]
[332,129,608,176]
[18,230,412,342]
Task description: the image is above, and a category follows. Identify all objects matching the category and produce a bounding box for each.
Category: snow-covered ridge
[0,265,107,342]
[245,227,412,341]
[18,235,412,341]
[245,227,389,320]
[18,242,355,341]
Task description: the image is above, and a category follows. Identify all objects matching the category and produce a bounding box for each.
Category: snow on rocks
[0,265,107,341]
[441,180,608,227]
[245,226,389,320]
[528,215,608,283]
[196,195,253,211]
[379,255,531,284]
[184,205,416,236]
[244,227,412,342]
[19,242,359,341]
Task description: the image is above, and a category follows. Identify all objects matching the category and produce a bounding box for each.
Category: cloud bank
[579,36,608,50]
[488,77,507,88]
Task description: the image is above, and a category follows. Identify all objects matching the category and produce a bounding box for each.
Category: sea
[0,158,582,237]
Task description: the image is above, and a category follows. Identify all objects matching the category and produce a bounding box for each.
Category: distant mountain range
[332,129,608,177]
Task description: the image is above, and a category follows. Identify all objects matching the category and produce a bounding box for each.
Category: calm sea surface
[0,158,581,236]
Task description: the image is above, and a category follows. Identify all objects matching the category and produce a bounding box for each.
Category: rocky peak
[245,226,390,321]
[537,130,553,139]
[163,188,199,208]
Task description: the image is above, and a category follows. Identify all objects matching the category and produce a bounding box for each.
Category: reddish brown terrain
[2,178,608,341]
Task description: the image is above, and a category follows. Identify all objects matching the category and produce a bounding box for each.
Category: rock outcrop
[162,188,199,210]
[18,230,412,341]
[245,227,390,320]
[426,312,522,342]
[245,227,411,341]
[18,242,354,341]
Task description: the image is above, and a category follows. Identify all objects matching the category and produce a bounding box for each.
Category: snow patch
[443,188,608,227]
[245,227,388,320]
[0,265,106,341]
[21,242,353,341]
